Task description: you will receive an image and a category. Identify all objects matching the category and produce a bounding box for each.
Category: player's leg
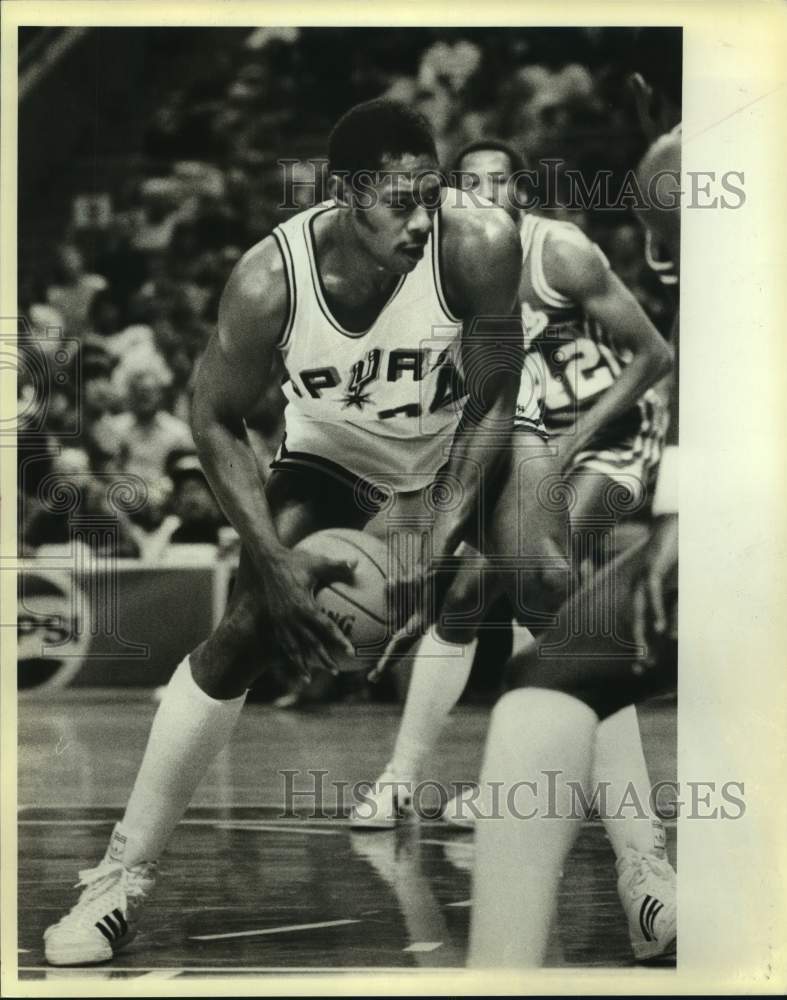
[557,460,677,958]
[471,539,677,967]
[352,443,569,830]
[467,461,598,967]
[44,465,372,966]
[468,687,597,967]
[569,470,670,859]
[350,469,488,827]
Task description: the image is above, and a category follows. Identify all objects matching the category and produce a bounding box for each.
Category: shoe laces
[62,858,154,927]
[621,849,672,891]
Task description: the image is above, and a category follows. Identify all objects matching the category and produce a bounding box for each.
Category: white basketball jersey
[271,201,466,485]
[517,214,667,476]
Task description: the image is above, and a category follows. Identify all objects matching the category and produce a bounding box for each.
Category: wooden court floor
[17,693,677,980]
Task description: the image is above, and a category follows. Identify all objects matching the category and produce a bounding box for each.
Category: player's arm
[191,237,353,676]
[544,233,673,467]
[438,204,524,554]
[191,238,293,566]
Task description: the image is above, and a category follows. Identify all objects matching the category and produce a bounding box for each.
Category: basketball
[295,528,397,672]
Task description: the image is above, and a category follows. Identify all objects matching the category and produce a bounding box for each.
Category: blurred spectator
[84,289,124,342]
[139,451,227,561]
[167,453,226,544]
[20,272,66,342]
[46,243,107,337]
[114,366,193,484]
[245,26,300,50]
[77,348,125,470]
[21,446,141,557]
[498,62,599,167]
[126,177,190,255]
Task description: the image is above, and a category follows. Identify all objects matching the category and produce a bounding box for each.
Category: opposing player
[352,138,675,960]
[469,70,682,966]
[43,99,566,966]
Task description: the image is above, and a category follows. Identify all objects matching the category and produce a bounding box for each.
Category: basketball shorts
[556,393,669,505]
[272,409,460,499]
[504,533,677,719]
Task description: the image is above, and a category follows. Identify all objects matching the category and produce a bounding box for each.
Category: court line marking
[17,808,678,828]
[191,918,362,941]
[16,819,344,828]
[403,941,442,953]
[446,899,472,908]
[136,970,182,980]
[19,966,431,974]
[216,822,343,837]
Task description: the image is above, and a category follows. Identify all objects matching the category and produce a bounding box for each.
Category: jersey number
[541,336,616,410]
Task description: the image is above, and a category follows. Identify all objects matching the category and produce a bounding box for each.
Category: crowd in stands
[19,27,675,563]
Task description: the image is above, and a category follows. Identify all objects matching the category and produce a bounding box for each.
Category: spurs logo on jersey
[270,201,469,482]
[341,349,381,410]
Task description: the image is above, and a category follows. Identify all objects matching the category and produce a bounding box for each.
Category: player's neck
[324,210,398,297]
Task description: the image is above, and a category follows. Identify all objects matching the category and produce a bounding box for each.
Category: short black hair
[452,139,528,176]
[328,99,438,180]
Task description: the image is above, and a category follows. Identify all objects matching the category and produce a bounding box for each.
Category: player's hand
[371,530,461,682]
[631,515,678,668]
[627,72,662,143]
[263,549,357,682]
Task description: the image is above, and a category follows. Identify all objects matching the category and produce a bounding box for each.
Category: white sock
[593,704,666,859]
[386,627,478,782]
[118,657,247,865]
[468,688,598,968]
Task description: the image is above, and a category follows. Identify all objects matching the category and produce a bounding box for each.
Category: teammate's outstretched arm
[191,237,354,678]
[543,233,673,470]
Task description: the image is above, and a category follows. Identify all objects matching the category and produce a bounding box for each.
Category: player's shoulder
[225,234,288,309]
[212,231,292,360]
[539,217,595,259]
[539,217,607,281]
[218,234,289,353]
[440,192,521,265]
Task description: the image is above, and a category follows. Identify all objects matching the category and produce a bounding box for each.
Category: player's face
[348,154,443,274]
[458,149,518,221]
[128,372,163,419]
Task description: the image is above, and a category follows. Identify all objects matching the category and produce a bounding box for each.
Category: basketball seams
[322,584,386,627]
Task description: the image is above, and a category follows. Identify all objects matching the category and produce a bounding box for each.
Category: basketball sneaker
[441,785,481,830]
[44,825,157,966]
[616,847,677,961]
[349,770,414,829]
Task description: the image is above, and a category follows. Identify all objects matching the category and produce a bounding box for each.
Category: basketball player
[43,99,567,966]
[468,71,682,967]
[352,138,676,961]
